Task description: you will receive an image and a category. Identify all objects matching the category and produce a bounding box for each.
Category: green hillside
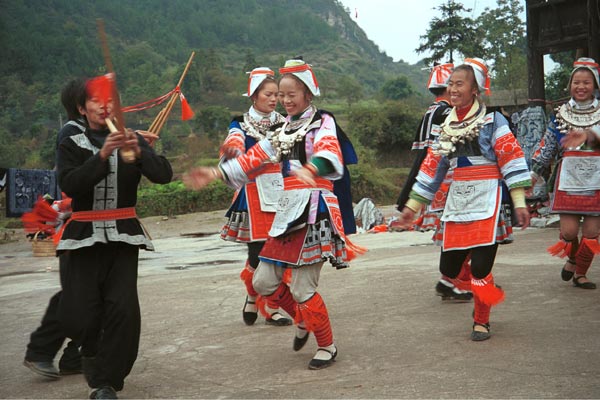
[0,0,428,177]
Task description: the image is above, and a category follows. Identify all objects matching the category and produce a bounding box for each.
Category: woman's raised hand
[396,207,417,230]
[560,130,588,149]
[183,167,222,190]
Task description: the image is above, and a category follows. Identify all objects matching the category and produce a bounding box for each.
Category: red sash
[70,207,137,221]
[54,207,137,245]
[283,176,333,191]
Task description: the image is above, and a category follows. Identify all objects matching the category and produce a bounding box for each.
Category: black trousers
[439,244,499,279]
[25,290,81,370]
[59,242,140,391]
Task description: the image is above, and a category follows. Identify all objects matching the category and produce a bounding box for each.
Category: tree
[416,0,484,64]
[380,76,414,101]
[477,0,527,91]
[196,105,231,139]
[545,50,577,102]
[348,104,390,149]
[242,50,258,73]
[337,75,363,106]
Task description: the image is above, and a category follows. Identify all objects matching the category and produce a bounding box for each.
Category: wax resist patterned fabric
[515,106,546,170]
[5,169,60,217]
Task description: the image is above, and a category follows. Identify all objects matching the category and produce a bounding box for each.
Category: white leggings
[253,261,323,303]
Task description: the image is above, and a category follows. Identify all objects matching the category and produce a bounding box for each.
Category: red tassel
[282,268,292,286]
[471,274,505,306]
[86,73,115,108]
[367,224,388,233]
[54,193,72,213]
[344,236,367,261]
[255,295,270,318]
[239,263,258,297]
[547,239,571,258]
[179,92,194,121]
[580,237,600,255]
[453,254,472,291]
[21,197,59,235]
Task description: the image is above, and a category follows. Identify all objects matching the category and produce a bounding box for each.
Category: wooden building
[526,0,600,106]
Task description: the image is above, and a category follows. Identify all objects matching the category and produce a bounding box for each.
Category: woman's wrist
[510,187,526,209]
[211,167,222,180]
[304,162,318,177]
[405,199,423,214]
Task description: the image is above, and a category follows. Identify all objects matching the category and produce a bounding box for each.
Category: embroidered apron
[441,165,502,251]
[551,150,600,214]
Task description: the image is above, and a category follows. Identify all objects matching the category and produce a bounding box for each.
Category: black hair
[429,87,447,96]
[61,78,86,121]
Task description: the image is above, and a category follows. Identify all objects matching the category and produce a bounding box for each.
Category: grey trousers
[253,261,323,303]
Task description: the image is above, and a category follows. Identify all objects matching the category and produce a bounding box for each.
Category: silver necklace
[240,112,284,141]
[435,103,487,156]
[555,102,600,134]
[269,105,317,162]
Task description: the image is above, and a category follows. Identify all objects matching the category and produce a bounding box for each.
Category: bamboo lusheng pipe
[96,19,136,163]
[149,52,195,134]
[148,51,196,135]
[150,92,178,134]
[148,94,177,133]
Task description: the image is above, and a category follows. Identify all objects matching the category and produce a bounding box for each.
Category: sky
[337,0,526,64]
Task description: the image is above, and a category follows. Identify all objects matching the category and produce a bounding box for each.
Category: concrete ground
[1,213,599,399]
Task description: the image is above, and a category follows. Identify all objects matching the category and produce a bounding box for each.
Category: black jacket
[56,128,172,251]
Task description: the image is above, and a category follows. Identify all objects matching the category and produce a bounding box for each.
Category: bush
[348,164,405,205]
[136,180,233,218]
[137,163,408,219]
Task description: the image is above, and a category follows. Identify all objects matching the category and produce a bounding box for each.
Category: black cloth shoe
[23,359,60,379]
[573,276,597,289]
[60,366,83,375]
[265,312,293,326]
[561,259,576,281]
[59,343,82,375]
[293,329,310,351]
[308,347,338,370]
[89,386,118,399]
[435,281,472,301]
[242,296,258,325]
[470,323,491,341]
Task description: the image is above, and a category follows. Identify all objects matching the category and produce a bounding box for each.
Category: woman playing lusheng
[219,67,291,326]
[184,58,362,369]
[531,57,600,290]
[398,58,531,341]
[56,75,173,399]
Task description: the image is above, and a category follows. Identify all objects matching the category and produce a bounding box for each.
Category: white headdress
[427,62,454,89]
[279,59,320,96]
[464,58,491,95]
[243,67,275,97]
